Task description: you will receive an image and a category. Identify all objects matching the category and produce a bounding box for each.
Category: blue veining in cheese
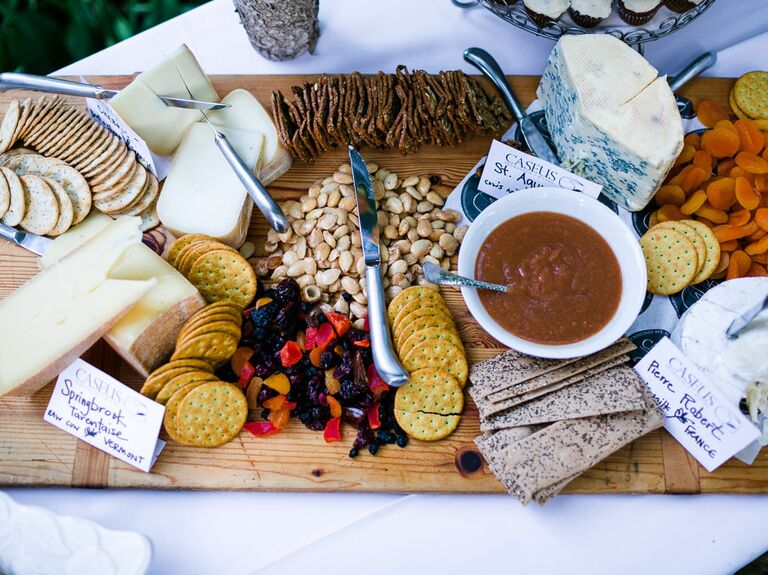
[537,35,683,212]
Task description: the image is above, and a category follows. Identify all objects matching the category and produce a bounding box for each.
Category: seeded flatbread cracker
[122,172,159,216]
[393,305,454,344]
[6,153,64,177]
[77,136,124,175]
[44,178,74,236]
[17,96,47,141]
[393,314,457,348]
[0,167,25,226]
[58,122,101,163]
[164,381,208,443]
[398,327,463,359]
[0,169,10,220]
[43,164,91,225]
[155,370,219,405]
[177,313,243,345]
[734,71,768,120]
[94,163,148,213]
[682,219,720,284]
[91,149,137,190]
[188,248,258,308]
[175,382,248,447]
[27,106,78,148]
[171,330,239,368]
[402,340,468,386]
[22,99,65,146]
[68,128,111,167]
[11,98,31,145]
[387,285,446,324]
[0,100,20,153]
[19,174,58,235]
[37,111,90,156]
[640,226,698,295]
[137,199,160,231]
[0,147,36,165]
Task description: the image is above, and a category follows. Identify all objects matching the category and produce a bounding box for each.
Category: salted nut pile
[252,162,467,322]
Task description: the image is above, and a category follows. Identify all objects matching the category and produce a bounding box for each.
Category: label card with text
[45,359,166,472]
[634,337,759,472]
[478,139,602,200]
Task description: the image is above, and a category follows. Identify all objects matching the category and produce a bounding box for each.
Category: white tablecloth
[7,1,768,574]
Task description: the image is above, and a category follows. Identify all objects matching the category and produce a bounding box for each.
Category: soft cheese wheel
[538,34,683,211]
[156,123,264,247]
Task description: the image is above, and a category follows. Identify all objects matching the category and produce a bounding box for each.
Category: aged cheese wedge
[538,34,683,211]
[209,89,293,184]
[156,122,264,248]
[110,44,219,156]
[0,217,154,397]
[40,213,206,377]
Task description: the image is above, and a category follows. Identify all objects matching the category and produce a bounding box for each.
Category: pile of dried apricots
[651,100,768,281]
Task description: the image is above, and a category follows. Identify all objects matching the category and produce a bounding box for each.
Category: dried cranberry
[251,356,277,378]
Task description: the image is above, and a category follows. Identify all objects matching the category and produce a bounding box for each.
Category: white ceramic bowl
[457,187,647,359]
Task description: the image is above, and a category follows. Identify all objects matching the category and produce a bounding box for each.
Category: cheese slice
[110,45,219,156]
[209,89,293,184]
[156,122,265,247]
[538,35,683,211]
[40,213,205,377]
[0,217,154,397]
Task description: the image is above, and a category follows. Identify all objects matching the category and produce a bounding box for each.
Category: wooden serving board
[1,75,766,495]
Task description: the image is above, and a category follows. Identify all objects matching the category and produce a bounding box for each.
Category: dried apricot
[735,119,766,154]
[717,158,736,177]
[657,204,686,222]
[746,262,768,277]
[702,128,740,158]
[648,210,660,228]
[746,235,768,255]
[748,228,767,242]
[714,224,753,243]
[706,178,736,210]
[719,240,739,252]
[674,144,697,167]
[727,250,752,280]
[681,189,707,215]
[753,253,768,265]
[684,133,701,148]
[756,208,768,231]
[655,185,686,207]
[735,151,768,174]
[681,166,708,194]
[715,120,739,137]
[755,174,768,193]
[692,150,713,172]
[714,252,730,276]
[668,165,693,187]
[696,100,729,128]
[735,177,760,210]
[728,210,752,227]
[695,204,729,224]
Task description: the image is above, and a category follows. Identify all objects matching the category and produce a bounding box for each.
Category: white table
[8,1,768,574]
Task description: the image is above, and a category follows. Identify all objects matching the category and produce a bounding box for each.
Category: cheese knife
[0,222,52,256]
[463,47,559,164]
[348,146,409,387]
[0,73,229,111]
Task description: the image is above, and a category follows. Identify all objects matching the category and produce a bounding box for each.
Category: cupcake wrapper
[664,0,695,13]
[568,7,603,28]
[616,2,660,25]
[525,6,557,27]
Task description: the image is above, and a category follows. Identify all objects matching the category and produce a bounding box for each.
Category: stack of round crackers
[141,302,248,447]
[0,96,160,231]
[167,234,258,308]
[388,286,467,441]
[730,72,768,121]
[639,219,721,295]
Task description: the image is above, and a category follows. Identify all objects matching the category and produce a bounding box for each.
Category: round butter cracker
[640,226,698,295]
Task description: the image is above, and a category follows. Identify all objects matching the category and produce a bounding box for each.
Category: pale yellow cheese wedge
[40,212,205,377]
[0,217,154,397]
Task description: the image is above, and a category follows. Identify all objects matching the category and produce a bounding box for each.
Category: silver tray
[459,0,716,48]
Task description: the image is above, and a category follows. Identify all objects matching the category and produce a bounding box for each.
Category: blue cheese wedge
[538,35,683,211]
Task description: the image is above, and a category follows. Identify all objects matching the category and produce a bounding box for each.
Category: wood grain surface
[1,75,766,494]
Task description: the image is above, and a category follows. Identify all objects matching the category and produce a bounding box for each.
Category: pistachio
[389,259,408,275]
[264,241,279,254]
[430,244,445,259]
[373,180,386,200]
[337,163,352,174]
[265,254,283,269]
[416,219,433,238]
[407,229,419,242]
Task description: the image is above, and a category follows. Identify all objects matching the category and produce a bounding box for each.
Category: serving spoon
[422,261,508,293]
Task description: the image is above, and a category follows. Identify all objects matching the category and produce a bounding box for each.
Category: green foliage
[0,0,206,74]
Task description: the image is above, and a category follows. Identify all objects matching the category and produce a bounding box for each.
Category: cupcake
[617,0,662,25]
[664,0,704,13]
[523,0,571,26]
[569,0,612,27]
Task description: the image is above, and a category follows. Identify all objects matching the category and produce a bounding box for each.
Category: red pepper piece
[283,400,297,411]
[363,315,370,331]
[325,311,351,337]
[367,363,389,397]
[368,404,381,430]
[243,421,280,436]
[237,362,255,388]
[323,416,342,442]
[279,340,303,367]
[352,339,370,348]
[305,326,318,350]
[315,322,335,349]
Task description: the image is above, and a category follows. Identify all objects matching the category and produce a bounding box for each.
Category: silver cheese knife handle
[210,128,288,233]
[422,261,508,292]
[0,222,51,255]
[0,73,114,99]
[668,52,717,93]
[463,47,559,164]
[366,265,409,388]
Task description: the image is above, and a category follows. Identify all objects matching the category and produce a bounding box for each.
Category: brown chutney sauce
[475,211,622,345]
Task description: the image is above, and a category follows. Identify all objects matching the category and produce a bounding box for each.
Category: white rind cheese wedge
[110,44,219,156]
[209,89,293,185]
[157,122,265,247]
[538,35,683,211]
[0,217,155,397]
[40,213,206,377]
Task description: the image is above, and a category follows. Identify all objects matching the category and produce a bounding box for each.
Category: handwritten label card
[635,337,759,471]
[44,359,165,472]
[478,140,602,200]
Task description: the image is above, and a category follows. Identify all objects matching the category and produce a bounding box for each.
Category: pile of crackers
[387,286,467,441]
[167,234,258,308]
[141,302,247,447]
[640,219,720,295]
[0,96,160,232]
[470,338,663,504]
[730,71,768,121]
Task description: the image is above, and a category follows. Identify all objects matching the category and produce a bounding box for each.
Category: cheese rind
[156,122,264,247]
[538,35,683,211]
[0,217,154,397]
[109,45,219,156]
[40,213,205,377]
